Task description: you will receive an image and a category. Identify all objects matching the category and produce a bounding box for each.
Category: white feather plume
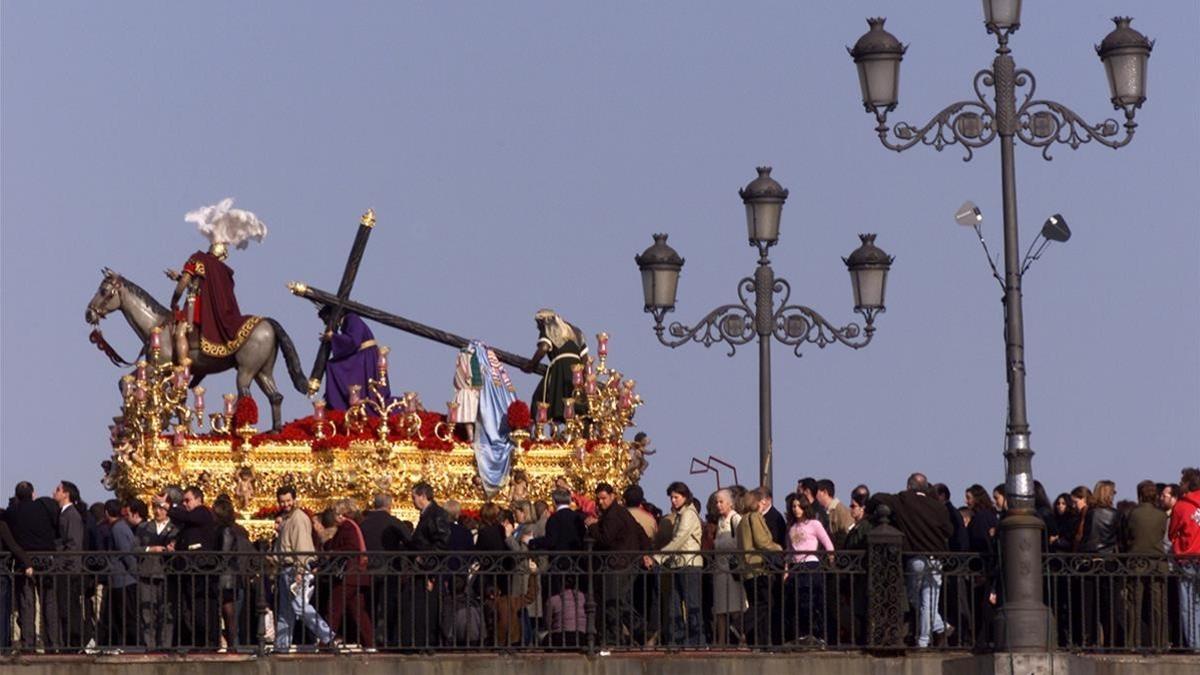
[185,197,268,250]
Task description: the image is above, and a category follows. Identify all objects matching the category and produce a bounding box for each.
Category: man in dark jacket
[405,482,451,552]
[6,482,59,651]
[0,517,34,650]
[399,482,450,647]
[1122,480,1170,649]
[528,489,586,602]
[530,489,586,552]
[167,485,219,648]
[871,473,954,648]
[588,482,647,646]
[52,481,86,652]
[360,493,404,646]
[760,486,787,549]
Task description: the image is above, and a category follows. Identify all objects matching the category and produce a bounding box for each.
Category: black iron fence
[0,543,1196,655]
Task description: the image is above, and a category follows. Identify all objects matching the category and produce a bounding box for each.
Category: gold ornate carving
[199,316,263,357]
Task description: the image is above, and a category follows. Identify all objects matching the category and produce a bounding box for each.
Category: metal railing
[0,546,1196,655]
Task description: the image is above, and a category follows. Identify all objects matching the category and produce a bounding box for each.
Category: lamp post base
[994,601,1051,652]
[994,512,1051,651]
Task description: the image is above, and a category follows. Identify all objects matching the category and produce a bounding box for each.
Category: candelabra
[117,327,199,450]
[531,332,643,444]
[343,347,413,443]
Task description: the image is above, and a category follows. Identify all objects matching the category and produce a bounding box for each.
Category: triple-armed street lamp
[848,2,1153,651]
[635,167,893,493]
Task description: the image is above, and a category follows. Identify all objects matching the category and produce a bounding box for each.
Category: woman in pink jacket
[783,491,834,646]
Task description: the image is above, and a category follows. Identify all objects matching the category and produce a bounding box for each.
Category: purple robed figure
[322,310,390,411]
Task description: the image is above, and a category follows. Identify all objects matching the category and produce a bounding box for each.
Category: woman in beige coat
[654,481,705,646]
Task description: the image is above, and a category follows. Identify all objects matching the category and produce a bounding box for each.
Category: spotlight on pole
[1021,214,1071,275]
[955,200,983,227]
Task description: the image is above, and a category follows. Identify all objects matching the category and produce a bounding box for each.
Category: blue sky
[3,1,1197,507]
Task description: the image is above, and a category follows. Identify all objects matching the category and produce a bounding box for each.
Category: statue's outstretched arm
[170,272,192,311]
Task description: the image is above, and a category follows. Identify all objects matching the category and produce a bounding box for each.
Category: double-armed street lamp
[635,167,893,493]
[848,2,1153,651]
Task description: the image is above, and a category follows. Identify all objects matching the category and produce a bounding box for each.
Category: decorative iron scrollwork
[657,276,874,358]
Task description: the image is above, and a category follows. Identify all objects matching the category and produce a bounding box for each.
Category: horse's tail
[266,318,310,394]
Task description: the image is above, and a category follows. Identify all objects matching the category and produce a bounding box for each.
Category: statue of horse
[86,268,308,430]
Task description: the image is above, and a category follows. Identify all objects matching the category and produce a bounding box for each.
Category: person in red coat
[324,499,373,649]
[1168,467,1200,649]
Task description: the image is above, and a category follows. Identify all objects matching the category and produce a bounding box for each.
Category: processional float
[101,209,646,537]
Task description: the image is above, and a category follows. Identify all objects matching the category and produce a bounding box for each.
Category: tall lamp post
[848,6,1152,651]
[634,166,893,492]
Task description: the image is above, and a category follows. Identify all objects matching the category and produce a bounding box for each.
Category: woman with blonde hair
[735,489,782,646]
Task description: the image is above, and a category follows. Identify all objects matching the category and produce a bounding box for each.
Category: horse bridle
[88,272,136,366]
[87,273,122,324]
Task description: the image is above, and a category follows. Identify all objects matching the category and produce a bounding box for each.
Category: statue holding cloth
[523,309,588,423]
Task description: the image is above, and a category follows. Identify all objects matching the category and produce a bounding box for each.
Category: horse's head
[86,268,123,325]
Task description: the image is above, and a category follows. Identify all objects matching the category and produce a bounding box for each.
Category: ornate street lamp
[848,18,905,118]
[848,10,1152,651]
[635,234,685,326]
[844,234,894,322]
[1097,17,1154,114]
[981,0,1022,35]
[739,166,789,249]
[635,167,892,491]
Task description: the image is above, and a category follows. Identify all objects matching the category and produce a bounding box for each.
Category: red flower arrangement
[252,505,315,520]
[235,406,464,453]
[195,396,478,453]
[234,396,258,428]
[506,401,532,431]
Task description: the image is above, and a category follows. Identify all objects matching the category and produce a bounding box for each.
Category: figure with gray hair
[711,488,747,645]
[522,309,587,423]
[359,493,403,645]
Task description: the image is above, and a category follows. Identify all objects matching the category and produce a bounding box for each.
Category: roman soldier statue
[164,198,268,367]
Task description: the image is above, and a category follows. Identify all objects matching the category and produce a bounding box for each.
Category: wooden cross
[291,211,546,382]
[306,208,377,394]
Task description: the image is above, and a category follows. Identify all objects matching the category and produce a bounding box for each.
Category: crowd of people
[0,466,1197,655]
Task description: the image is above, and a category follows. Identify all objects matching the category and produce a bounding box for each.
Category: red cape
[184,251,259,357]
